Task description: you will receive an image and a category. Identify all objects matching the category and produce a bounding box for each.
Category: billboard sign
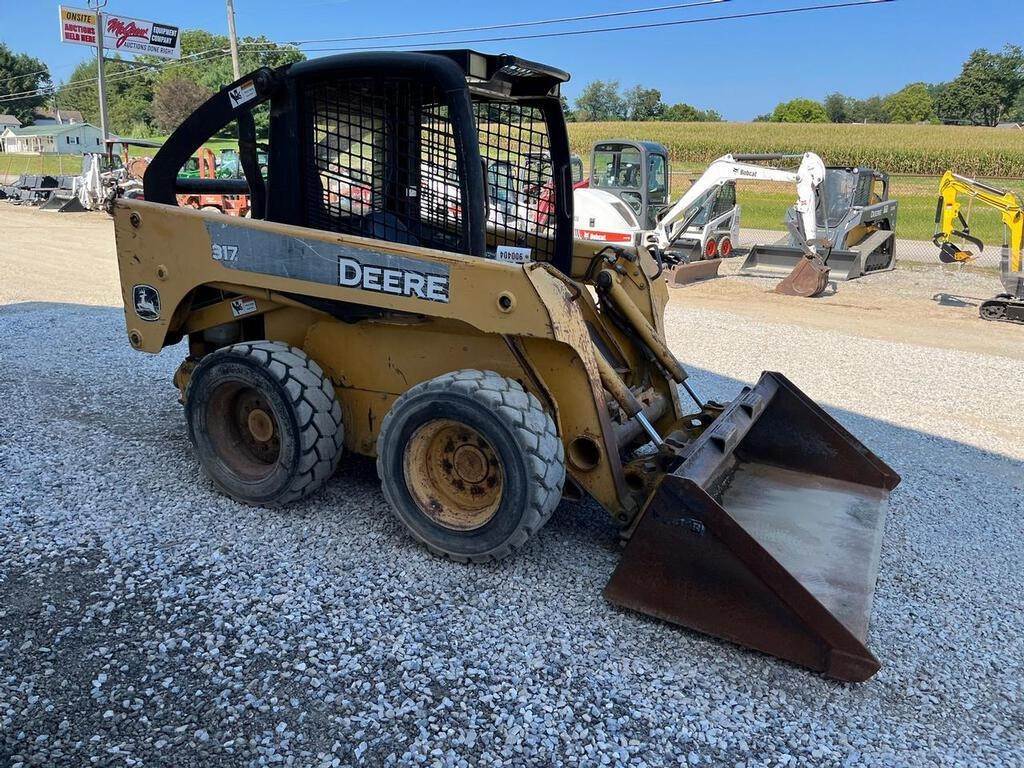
[59,6,181,60]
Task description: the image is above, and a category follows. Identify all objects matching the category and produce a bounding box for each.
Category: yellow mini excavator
[934,171,1024,324]
[111,51,899,681]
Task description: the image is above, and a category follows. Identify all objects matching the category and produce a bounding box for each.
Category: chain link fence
[0,152,84,183]
[2,150,1021,272]
[668,171,1024,269]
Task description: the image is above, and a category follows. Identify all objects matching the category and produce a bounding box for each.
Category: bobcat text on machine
[933,171,1024,324]
[112,50,899,681]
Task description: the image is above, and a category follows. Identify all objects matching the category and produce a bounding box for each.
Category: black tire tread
[186,341,343,506]
[376,369,564,563]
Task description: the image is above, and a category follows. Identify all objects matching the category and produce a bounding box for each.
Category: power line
[285,0,897,53]
[0,0,895,103]
[255,0,728,46]
[0,69,53,88]
[0,49,232,104]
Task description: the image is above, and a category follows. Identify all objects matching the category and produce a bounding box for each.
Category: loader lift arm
[933,171,1024,323]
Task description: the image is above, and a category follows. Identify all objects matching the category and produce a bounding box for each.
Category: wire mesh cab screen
[303,77,466,254]
[300,75,560,264]
[476,101,556,264]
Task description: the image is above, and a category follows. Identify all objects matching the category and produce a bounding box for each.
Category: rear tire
[718,237,733,258]
[376,369,564,563]
[184,341,344,506]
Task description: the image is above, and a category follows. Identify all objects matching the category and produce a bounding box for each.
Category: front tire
[376,370,564,563]
[184,341,344,506]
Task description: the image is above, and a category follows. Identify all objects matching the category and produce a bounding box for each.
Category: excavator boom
[648,153,832,298]
[934,171,1024,323]
[650,153,825,256]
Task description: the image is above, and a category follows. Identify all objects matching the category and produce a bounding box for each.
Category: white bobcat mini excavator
[646,153,831,295]
[573,141,741,266]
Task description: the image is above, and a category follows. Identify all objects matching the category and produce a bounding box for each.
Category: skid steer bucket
[738,244,808,278]
[605,372,899,682]
[40,191,86,213]
[668,258,722,286]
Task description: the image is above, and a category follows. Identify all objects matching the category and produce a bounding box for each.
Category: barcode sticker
[495,245,532,264]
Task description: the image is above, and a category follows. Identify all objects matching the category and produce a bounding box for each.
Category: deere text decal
[204,220,451,305]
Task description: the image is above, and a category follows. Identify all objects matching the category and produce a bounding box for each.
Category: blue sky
[1,0,1020,120]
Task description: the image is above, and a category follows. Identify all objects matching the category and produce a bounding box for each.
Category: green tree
[660,102,721,122]
[1009,89,1024,123]
[0,43,51,124]
[156,31,303,94]
[770,98,828,123]
[56,57,157,136]
[847,95,889,124]
[883,83,935,123]
[623,85,665,121]
[573,80,626,121]
[152,76,213,133]
[937,46,1024,126]
[559,94,575,122]
[824,92,849,123]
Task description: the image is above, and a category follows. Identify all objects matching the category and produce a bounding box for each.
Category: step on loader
[113,50,899,681]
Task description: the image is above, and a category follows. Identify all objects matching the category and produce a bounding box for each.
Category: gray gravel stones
[1,301,1022,767]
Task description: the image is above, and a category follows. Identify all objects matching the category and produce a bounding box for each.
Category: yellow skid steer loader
[113,51,899,681]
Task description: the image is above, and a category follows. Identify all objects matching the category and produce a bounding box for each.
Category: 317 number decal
[212,244,239,262]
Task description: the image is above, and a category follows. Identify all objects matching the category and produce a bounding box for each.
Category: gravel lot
[1,206,1022,767]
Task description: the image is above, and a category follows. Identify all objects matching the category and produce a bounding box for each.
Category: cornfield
[568,122,1024,177]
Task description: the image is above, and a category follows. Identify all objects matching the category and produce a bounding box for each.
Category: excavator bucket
[605,372,900,682]
[774,255,830,297]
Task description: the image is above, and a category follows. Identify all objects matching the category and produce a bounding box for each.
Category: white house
[31,108,84,126]
[0,123,105,155]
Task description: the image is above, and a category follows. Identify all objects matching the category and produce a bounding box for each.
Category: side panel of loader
[112,200,658,520]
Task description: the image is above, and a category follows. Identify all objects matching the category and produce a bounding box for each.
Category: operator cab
[143,50,576,274]
[819,167,890,228]
[590,140,669,229]
[570,154,585,187]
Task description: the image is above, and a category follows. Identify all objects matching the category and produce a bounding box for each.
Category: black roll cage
[143,50,574,274]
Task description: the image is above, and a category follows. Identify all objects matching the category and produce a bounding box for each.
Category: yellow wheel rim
[404,419,504,531]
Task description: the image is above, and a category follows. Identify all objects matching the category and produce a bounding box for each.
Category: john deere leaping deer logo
[133,284,161,321]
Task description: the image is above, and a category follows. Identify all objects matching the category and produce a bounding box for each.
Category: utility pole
[226,0,242,80]
[92,0,109,142]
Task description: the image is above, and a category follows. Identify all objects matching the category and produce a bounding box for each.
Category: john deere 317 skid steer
[113,50,900,682]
